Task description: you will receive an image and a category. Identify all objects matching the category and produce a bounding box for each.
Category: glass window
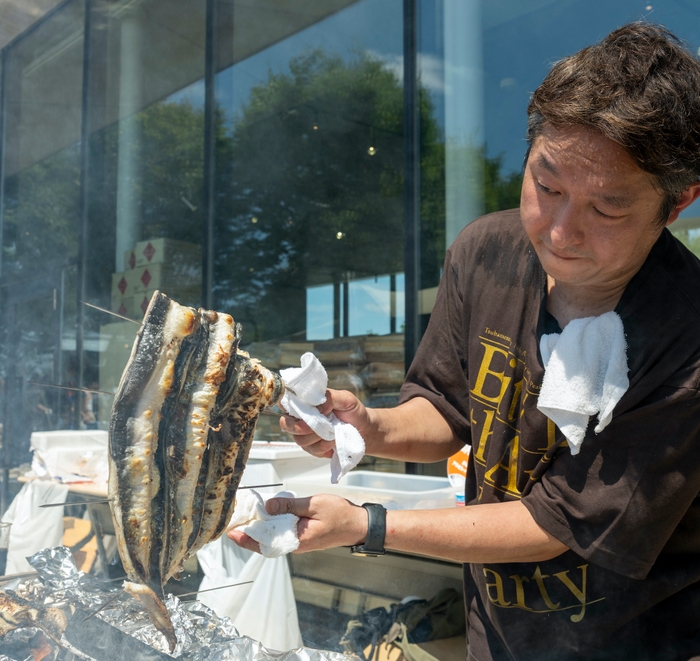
[2,0,700,473]
[418,0,700,280]
[0,0,84,465]
[85,0,208,426]
[211,0,407,462]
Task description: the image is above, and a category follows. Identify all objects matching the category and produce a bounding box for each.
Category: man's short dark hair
[527,22,700,223]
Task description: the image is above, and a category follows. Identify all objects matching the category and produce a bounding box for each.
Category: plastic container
[447,445,470,506]
[246,441,328,484]
[286,470,455,510]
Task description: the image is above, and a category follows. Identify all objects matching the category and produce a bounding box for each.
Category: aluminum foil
[1,546,355,661]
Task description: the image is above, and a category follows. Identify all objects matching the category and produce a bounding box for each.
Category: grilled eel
[108,291,284,651]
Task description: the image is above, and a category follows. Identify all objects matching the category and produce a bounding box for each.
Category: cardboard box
[244,342,281,369]
[98,321,140,417]
[279,342,314,367]
[363,636,466,661]
[326,366,365,396]
[110,295,138,320]
[362,362,405,389]
[64,517,99,573]
[314,337,365,365]
[112,287,202,323]
[132,262,202,293]
[110,270,141,298]
[364,334,404,363]
[133,238,201,267]
[133,287,201,316]
[124,248,137,271]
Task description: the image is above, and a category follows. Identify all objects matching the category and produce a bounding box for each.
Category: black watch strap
[350,503,386,556]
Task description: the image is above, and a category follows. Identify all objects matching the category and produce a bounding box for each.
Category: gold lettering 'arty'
[553,566,589,623]
[482,564,604,623]
[483,568,511,607]
[531,566,560,610]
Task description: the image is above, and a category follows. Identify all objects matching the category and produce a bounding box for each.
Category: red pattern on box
[143,242,156,262]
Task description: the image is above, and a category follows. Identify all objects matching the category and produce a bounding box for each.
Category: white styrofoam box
[286,470,456,510]
[247,441,328,483]
[30,430,108,452]
[30,430,109,483]
[237,462,281,497]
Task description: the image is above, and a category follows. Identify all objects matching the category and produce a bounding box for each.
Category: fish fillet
[108,291,284,650]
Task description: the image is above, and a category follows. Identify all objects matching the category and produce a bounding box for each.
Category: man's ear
[665,181,700,226]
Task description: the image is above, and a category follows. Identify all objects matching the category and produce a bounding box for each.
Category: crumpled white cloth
[537,311,629,455]
[280,352,365,483]
[2,480,69,574]
[227,489,299,558]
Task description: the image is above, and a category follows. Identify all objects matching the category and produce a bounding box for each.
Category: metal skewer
[26,382,284,418]
[81,588,126,623]
[80,300,140,324]
[239,482,283,490]
[27,381,115,396]
[0,570,39,584]
[39,499,112,508]
[177,580,254,600]
[81,579,256,623]
[39,484,284,508]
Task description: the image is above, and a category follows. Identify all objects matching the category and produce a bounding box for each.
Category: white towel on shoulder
[537,311,629,455]
[280,352,365,483]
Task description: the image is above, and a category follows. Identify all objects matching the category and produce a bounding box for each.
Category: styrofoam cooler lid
[30,429,108,452]
[248,441,314,461]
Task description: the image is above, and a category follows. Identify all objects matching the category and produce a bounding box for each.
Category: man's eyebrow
[535,153,557,175]
[594,192,636,209]
[535,153,636,208]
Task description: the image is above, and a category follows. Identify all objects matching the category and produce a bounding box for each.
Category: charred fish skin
[186,417,238,556]
[163,309,236,582]
[189,348,285,553]
[155,309,209,587]
[185,323,245,557]
[109,292,170,584]
[159,313,210,583]
[213,353,285,540]
[109,291,197,588]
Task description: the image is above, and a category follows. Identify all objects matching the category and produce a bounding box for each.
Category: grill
[0,547,353,661]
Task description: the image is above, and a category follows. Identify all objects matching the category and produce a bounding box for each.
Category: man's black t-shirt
[401,209,700,660]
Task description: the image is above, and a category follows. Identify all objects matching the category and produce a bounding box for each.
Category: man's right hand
[281,391,462,463]
[280,388,371,458]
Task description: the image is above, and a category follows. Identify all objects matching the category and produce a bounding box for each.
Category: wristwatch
[350,503,386,556]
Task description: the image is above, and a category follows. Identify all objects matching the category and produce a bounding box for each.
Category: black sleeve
[400,241,473,443]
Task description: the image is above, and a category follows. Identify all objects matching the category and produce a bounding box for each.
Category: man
[231,23,700,660]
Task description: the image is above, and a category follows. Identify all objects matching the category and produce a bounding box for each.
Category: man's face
[520,124,667,293]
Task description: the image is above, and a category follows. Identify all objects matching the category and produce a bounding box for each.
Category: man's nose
[549,203,583,248]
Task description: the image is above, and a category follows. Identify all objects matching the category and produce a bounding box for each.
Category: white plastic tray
[286,470,457,510]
